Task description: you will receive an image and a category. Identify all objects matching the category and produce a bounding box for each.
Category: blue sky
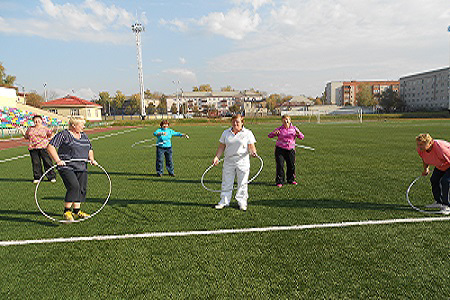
[0,0,449,100]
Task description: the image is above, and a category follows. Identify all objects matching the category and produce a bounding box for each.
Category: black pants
[29,149,56,180]
[430,167,450,206]
[58,168,88,203]
[275,146,296,184]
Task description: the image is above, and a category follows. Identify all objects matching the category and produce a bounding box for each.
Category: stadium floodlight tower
[132,21,146,120]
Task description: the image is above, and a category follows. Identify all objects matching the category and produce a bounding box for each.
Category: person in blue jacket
[153,120,189,177]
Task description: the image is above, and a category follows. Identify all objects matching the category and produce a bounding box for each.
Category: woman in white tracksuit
[212,114,257,211]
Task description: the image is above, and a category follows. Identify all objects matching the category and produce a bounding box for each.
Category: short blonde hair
[69,116,86,127]
[416,133,433,144]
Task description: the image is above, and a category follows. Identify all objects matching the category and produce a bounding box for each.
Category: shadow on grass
[0,177,35,182]
[0,209,58,226]
[41,197,212,208]
[251,198,409,211]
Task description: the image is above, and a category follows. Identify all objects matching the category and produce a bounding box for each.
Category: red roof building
[40,95,102,121]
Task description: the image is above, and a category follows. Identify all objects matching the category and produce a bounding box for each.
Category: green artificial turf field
[0,119,449,299]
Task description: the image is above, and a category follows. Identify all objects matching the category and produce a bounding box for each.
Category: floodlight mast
[132,22,146,119]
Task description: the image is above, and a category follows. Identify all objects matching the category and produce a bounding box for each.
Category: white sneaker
[440,206,450,215]
[425,202,443,209]
[50,179,56,183]
[215,203,226,210]
[33,180,39,184]
[239,205,247,211]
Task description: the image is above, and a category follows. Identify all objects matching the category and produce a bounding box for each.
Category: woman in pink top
[268,115,304,187]
[20,115,56,183]
[416,133,450,214]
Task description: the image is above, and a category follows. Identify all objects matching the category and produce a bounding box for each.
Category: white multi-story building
[400,67,449,111]
[325,81,343,105]
[166,90,265,116]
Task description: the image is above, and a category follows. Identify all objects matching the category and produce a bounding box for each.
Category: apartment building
[399,67,449,111]
[166,90,265,116]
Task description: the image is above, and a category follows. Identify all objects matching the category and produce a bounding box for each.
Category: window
[87,109,91,117]
[49,109,58,114]
[70,108,80,116]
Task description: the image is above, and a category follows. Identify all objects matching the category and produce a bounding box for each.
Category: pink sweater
[268,125,304,150]
[417,139,450,171]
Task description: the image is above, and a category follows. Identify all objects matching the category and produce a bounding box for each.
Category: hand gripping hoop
[201,155,264,193]
[34,158,112,223]
[406,175,445,214]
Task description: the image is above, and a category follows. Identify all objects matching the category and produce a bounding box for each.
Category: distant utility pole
[132,21,146,119]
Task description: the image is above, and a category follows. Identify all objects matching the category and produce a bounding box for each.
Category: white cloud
[159,18,189,32]
[198,8,261,40]
[163,68,197,81]
[203,0,449,95]
[0,0,136,44]
[231,0,272,10]
[179,57,187,64]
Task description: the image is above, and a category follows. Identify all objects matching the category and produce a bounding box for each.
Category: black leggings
[58,168,88,203]
[275,146,296,184]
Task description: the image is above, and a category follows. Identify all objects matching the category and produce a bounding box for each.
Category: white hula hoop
[406,175,444,214]
[271,139,315,151]
[131,138,155,148]
[295,144,315,151]
[34,158,112,223]
[201,155,264,193]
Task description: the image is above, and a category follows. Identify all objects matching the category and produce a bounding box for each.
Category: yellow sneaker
[74,210,90,219]
[63,211,74,221]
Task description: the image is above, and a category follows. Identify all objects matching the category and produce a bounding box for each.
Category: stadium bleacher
[1,106,66,128]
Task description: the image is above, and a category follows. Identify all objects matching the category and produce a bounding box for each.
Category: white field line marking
[0,128,140,163]
[0,154,30,163]
[1,216,449,246]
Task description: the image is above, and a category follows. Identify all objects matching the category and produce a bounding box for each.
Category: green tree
[379,88,404,112]
[314,97,323,105]
[0,62,16,87]
[97,91,111,115]
[199,84,212,92]
[221,85,234,92]
[170,103,178,114]
[192,86,199,92]
[25,92,43,108]
[157,95,167,114]
[125,93,140,115]
[229,104,241,114]
[146,103,156,115]
[356,84,377,107]
[112,90,126,113]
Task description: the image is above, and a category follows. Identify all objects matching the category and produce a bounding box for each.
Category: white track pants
[218,156,250,208]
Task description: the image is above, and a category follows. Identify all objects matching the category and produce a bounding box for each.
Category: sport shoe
[276,184,283,188]
[156,173,162,177]
[215,203,226,210]
[74,211,90,219]
[169,173,176,177]
[50,178,56,183]
[33,179,39,184]
[63,211,74,221]
[440,206,450,215]
[290,181,298,185]
[239,205,247,211]
[425,202,443,209]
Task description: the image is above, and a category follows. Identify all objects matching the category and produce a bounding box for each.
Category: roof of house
[40,95,102,107]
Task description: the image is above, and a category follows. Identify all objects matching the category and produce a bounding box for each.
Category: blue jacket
[153,128,183,148]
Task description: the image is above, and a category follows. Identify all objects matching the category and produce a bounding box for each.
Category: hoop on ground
[201,155,264,193]
[406,175,445,214]
[34,158,112,223]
